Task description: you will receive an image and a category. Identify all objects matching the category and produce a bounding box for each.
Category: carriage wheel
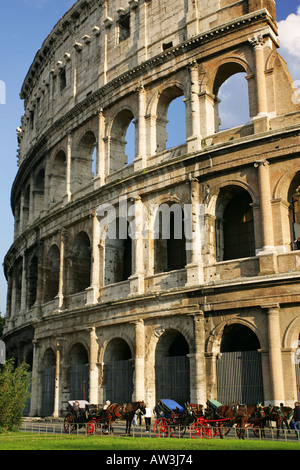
[154,418,170,438]
[190,423,202,439]
[170,424,186,439]
[87,420,97,435]
[64,413,75,434]
[202,425,214,439]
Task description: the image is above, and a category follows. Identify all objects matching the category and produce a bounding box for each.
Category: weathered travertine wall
[3,0,300,416]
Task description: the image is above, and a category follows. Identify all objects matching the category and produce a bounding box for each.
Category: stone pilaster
[264,304,285,405]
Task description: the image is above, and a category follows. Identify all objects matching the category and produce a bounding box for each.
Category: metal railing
[19,420,300,442]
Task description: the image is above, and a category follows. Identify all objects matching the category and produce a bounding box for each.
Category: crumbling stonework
[3,0,300,416]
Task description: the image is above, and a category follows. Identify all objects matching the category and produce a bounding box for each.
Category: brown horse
[216,404,264,439]
[105,403,122,433]
[106,401,146,435]
[262,406,293,438]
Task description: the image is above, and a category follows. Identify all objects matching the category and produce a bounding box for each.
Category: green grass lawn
[0,433,299,451]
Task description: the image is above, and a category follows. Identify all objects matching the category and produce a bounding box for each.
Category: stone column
[134,85,147,171]
[185,177,204,286]
[65,133,72,203]
[249,34,268,116]
[129,197,145,295]
[264,304,285,405]
[29,340,40,417]
[187,62,202,153]
[56,230,66,310]
[53,338,63,418]
[249,34,269,132]
[254,160,274,253]
[95,109,106,187]
[20,251,27,313]
[86,212,101,305]
[132,320,145,401]
[191,312,207,404]
[89,327,99,404]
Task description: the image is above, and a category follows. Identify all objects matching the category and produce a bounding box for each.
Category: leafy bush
[0,359,31,432]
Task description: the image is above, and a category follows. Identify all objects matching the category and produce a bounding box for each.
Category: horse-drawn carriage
[64,399,146,435]
[153,399,236,439]
[153,399,194,438]
[63,400,109,434]
[189,399,232,439]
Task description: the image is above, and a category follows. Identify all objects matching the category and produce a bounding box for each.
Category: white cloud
[278,6,300,58]
[278,6,300,81]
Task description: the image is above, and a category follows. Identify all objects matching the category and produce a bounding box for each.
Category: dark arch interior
[221,324,260,352]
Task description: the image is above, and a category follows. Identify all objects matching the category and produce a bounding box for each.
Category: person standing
[292,402,300,438]
[144,404,152,433]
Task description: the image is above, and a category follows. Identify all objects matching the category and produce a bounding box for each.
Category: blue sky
[0,1,299,315]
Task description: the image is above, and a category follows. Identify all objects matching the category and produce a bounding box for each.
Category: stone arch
[27,254,38,309]
[152,199,187,273]
[206,179,258,212]
[108,107,136,173]
[104,216,132,285]
[210,184,256,261]
[154,327,190,404]
[72,130,97,193]
[43,244,60,303]
[283,315,300,349]
[208,318,264,404]
[33,167,45,219]
[155,84,186,153]
[102,337,134,403]
[41,347,56,417]
[207,317,265,355]
[273,166,300,250]
[68,342,90,401]
[203,56,253,133]
[23,182,31,228]
[50,149,67,204]
[273,165,300,201]
[68,231,91,295]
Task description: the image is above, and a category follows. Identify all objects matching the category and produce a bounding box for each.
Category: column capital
[261,302,280,311]
[248,34,265,49]
[254,159,269,168]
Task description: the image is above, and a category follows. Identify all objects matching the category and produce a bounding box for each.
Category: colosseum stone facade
[3,0,300,416]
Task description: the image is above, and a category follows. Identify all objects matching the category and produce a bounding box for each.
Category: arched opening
[72,131,96,193]
[110,109,135,173]
[125,119,135,165]
[213,63,250,133]
[15,262,22,314]
[156,86,185,153]
[155,330,190,404]
[51,150,66,204]
[218,73,250,131]
[27,255,38,309]
[166,96,186,149]
[288,172,300,250]
[69,232,91,295]
[69,343,89,401]
[43,245,60,303]
[216,187,255,261]
[103,338,133,403]
[41,348,56,417]
[104,218,132,285]
[34,168,45,217]
[154,203,186,273]
[217,324,264,404]
[23,184,30,227]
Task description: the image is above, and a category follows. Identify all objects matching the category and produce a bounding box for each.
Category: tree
[0,359,31,432]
